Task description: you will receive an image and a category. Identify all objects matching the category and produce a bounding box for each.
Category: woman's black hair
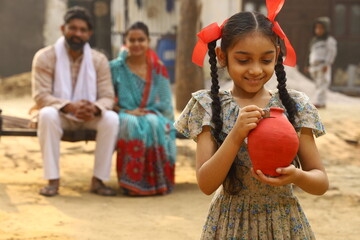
[124,21,150,39]
[207,11,298,194]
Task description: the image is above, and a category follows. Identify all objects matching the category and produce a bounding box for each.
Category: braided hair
[275,52,297,125]
[208,41,223,143]
[208,11,298,194]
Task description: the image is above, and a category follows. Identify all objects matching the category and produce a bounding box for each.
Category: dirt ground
[1,70,360,239]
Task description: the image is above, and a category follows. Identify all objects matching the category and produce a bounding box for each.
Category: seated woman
[110,22,176,196]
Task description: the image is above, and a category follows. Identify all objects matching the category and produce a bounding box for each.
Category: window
[243,0,266,14]
[258,4,267,16]
[350,4,360,36]
[334,2,360,37]
[334,4,346,35]
[244,2,256,12]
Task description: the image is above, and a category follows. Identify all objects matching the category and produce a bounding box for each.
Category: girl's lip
[245,77,264,81]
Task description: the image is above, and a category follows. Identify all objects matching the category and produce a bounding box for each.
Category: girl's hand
[234,105,264,140]
[250,165,300,187]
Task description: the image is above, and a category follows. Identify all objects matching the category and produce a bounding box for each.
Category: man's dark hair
[64,6,93,30]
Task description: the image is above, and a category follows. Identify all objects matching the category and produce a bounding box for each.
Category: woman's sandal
[39,185,59,197]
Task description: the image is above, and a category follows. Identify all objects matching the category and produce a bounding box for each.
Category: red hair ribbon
[192,20,227,67]
[267,0,296,67]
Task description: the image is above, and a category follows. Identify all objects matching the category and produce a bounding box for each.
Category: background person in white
[307,17,337,109]
[31,6,119,197]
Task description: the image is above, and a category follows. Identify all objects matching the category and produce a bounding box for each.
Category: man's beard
[65,36,86,51]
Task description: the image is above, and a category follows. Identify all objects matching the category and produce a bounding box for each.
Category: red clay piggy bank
[248,107,299,176]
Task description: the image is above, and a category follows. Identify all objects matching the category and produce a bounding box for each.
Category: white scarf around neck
[54,36,96,102]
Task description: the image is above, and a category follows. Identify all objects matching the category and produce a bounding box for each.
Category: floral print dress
[174,89,325,239]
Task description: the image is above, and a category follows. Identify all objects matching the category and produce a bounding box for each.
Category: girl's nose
[248,63,263,75]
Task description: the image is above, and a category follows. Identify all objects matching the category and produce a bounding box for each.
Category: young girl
[174,5,329,240]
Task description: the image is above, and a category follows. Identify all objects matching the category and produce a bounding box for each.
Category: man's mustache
[66,36,86,51]
[69,36,85,44]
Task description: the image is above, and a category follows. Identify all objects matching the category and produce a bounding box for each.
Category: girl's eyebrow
[235,50,275,55]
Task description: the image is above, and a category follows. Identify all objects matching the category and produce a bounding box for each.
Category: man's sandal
[90,178,117,196]
[90,185,117,196]
[39,185,59,197]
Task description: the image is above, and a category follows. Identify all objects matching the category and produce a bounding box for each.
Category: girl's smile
[244,76,266,83]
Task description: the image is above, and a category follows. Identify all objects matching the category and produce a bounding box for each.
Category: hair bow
[192,20,227,67]
[267,0,296,67]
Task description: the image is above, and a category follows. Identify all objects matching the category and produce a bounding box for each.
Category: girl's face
[124,29,150,57]
[218,31,278,95]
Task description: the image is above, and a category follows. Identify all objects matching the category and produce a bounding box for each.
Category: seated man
[31,6,119,197]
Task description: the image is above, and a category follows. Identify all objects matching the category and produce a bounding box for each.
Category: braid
[208,41,223,145]
[275,52,301,168]
[275,52,297,126]
[208,41,241,195]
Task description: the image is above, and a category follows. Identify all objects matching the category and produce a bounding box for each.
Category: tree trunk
[175,0,204,111]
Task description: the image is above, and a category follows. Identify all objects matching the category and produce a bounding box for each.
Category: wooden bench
[0,109,186,141]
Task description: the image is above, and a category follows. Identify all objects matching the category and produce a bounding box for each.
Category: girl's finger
[246,117,261,123]
[242,105,263,112]
[255,170,279,184]
[240,111,263,121]
[276,165,295,175]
